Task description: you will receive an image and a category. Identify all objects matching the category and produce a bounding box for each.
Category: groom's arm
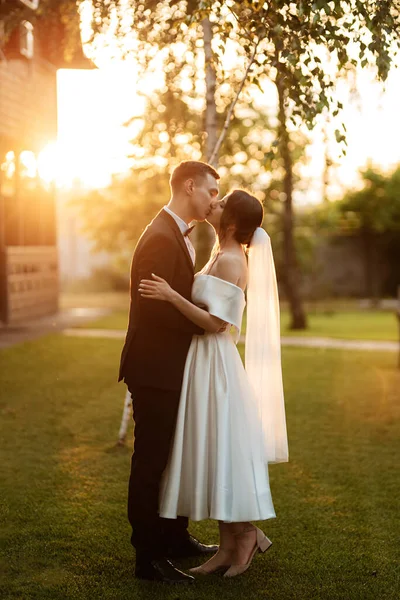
[135,233,204,335]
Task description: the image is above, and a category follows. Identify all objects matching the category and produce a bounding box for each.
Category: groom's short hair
[170,161,220,193]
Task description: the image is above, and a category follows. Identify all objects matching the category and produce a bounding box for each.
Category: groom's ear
[184,178,195,195]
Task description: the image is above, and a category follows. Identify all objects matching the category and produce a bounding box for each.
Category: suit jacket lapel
[155,209,195,272]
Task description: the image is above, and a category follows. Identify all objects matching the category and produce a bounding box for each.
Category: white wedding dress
[159,274,276,523]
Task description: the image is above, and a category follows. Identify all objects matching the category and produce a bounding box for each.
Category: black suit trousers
[127,385,189,560]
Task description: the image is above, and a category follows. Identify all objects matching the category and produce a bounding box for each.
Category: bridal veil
[245,227,289,464]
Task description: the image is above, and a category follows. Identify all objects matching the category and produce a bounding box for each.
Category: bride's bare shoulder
[212,252,246,286]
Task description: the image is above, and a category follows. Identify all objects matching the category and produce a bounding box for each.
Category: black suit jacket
[119,209,204,391]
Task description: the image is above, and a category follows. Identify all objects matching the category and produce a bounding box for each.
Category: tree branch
[226,4,253,42]
[209,41,259,166]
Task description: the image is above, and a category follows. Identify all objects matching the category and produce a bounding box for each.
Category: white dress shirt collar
[163,206,196,265]
[163,205,190,235]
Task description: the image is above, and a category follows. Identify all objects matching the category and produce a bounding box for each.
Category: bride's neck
[217,233,241,252]
[201,232,240,275]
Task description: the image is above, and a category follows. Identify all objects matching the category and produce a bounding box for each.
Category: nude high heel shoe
[189,548,234,576]
[223,527,272,578]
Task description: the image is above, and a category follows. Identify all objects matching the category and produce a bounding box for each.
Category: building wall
[0,54,57,154]
[0,15,58,323]
[304,235,395,299]
[315,236,365,297]
[56,189,112,284]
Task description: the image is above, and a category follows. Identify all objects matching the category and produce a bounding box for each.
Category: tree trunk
[322,118,331,204]
[194,17,218,269]
[202,17,218,166]
[275,71,307,330]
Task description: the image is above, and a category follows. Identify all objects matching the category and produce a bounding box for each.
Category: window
[19,0,40,9]
[20,21,34,59]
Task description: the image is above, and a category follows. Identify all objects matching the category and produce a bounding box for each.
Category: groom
[119,161,220,583]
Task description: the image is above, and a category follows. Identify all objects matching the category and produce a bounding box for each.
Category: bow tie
[184,225,195,237]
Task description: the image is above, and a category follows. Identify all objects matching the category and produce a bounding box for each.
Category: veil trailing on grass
[245,227,289,464]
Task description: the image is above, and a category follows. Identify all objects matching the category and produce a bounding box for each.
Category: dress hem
[160,511,277,522]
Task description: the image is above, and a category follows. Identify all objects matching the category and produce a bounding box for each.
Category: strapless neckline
[195,273,245,295]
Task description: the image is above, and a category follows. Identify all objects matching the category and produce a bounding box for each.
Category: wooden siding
[0,55,57,153]
[2,246,58,323]
[0,19,59,323]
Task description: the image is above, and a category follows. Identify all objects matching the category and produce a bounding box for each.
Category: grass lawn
[1,336,399,599]
[280,310,398,341]
[60,292,129,311]
[82,307,398,342]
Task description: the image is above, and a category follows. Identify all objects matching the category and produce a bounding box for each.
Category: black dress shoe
[167,535,219,559]
[135,557,195,584]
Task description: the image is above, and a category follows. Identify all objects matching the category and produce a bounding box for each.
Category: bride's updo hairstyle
[219,189,264,248]
[201,189,263,275]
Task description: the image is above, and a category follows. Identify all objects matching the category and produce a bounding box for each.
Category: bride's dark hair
[201,189,264,274]
[219,189,264,248]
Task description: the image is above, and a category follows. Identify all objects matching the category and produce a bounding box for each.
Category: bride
[139,189,288,578]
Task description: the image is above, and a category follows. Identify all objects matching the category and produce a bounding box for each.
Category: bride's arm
[139,256,244,333]
[139,274,224,333]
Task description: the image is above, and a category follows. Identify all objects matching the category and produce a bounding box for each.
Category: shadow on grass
[104,443,132,455]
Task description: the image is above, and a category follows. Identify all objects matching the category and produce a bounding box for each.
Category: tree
[84,0,399,329]
[206,1,399,327]
[76,92,293,263]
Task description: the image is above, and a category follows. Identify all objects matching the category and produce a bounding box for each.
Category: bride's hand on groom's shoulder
[139,273,174,302]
